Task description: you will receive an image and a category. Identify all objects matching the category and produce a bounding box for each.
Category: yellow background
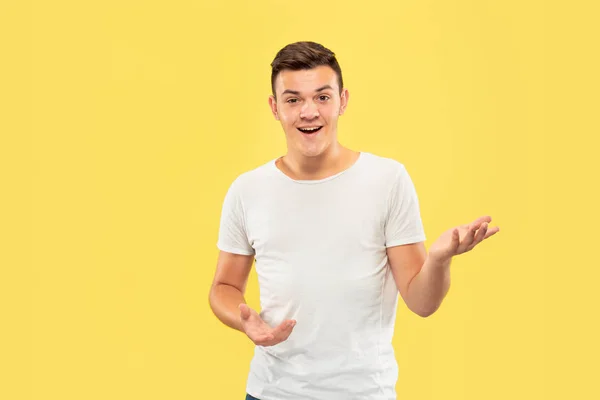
[2,0,599,399]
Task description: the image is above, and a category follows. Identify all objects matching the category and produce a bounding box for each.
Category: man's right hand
[239,303,296,346]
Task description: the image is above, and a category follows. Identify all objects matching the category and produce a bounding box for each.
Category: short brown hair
[270,41,344,98]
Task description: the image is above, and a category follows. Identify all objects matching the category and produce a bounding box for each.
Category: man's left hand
[428,215,500,263]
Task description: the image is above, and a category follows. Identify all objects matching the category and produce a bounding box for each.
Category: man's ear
[339,88,349,115]
[268,95,279,120]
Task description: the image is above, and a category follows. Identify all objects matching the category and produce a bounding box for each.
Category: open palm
[428,215,500,262]
[239,304,296,347]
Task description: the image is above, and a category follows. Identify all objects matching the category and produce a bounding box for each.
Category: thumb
[451,228,460,248]
[239,303,251,320]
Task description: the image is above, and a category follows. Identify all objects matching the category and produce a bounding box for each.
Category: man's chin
[298,146,329,158]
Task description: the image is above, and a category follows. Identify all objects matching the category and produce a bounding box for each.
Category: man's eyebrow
[281,85,334,96]
[314,85,334,92]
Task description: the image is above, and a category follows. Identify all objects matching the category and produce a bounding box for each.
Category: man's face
[269,65,349,158]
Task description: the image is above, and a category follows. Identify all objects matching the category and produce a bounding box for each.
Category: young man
[209,41,499,400]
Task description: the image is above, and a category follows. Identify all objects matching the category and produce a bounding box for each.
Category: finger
[469,224,500,251]
[271,319,296,338]
[470,215,492,230]
[450,228,460,251]
[483,226,500,239]
[271,321,296,345]
[239,303,251,320]
[452,228,460,243]
[276,325,295,343]
[461,225,478,250]
[469,222,488,249]
[477,222,488,240]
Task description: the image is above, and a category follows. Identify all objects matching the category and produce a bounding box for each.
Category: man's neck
[278,144,359,181]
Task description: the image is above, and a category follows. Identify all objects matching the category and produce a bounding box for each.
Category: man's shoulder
[359,151,407,176]
[228,158,278,191]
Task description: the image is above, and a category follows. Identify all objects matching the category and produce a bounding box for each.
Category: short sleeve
[384,165,427,247]
[216,179,255,255]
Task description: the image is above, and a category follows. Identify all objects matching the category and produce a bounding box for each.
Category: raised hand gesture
[428,215,500,262]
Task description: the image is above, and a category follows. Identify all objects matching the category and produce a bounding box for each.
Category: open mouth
[297,126,323,134]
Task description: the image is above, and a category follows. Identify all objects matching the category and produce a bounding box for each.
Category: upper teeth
[301,127,320,131]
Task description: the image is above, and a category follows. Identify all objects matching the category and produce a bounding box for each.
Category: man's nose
[300,101,319,119]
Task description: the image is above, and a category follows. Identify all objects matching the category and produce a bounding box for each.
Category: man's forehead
[275,66,338,95]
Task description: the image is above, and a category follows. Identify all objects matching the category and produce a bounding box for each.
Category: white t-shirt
[217,152,427,400]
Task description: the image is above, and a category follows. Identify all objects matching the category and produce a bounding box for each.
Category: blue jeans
[245,395,260,400]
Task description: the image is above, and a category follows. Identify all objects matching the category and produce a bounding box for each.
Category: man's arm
[387,242,451,318]
[387,216,499,317]
[208,250,297,345]
[208,250,255,331]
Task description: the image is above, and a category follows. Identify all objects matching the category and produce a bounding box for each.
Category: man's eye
[319,95,330,101]
[287,98,298,103]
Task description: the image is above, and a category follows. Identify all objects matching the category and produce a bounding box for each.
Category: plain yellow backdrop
[2,0,599,399]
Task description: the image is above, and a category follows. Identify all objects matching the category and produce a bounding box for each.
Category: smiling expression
[269,65,349,158]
